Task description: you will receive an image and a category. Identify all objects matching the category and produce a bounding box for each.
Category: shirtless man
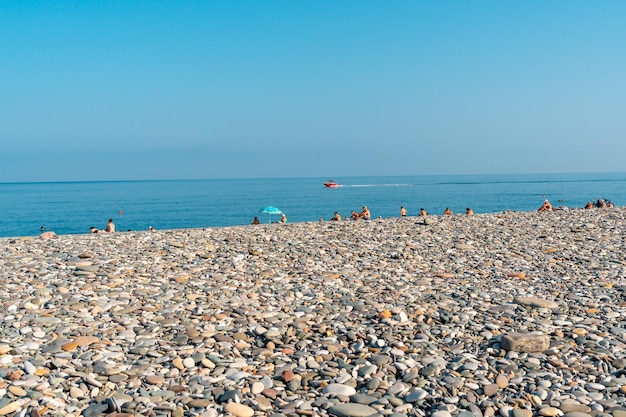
[444,207,453,216]
[331,212,341,221]
[361,206,371,220]
[420,208,428,217]
[465,208,474,215]
[400,206,407,217]
[105,219,116,232]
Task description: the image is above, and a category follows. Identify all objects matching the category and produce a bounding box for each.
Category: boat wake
[346,184,414,187]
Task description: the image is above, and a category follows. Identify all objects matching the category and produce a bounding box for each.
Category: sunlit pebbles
[0,208,624,416]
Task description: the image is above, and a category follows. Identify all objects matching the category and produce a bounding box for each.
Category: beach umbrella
[259,206,282,224]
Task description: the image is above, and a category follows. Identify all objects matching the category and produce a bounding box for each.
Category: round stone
[224,403,254,417]
[323,383,357,397]
[538,407,561,416]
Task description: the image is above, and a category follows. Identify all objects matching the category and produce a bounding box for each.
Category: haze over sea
[1,172,625,238]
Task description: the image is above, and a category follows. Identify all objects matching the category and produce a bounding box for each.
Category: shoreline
[0,208,625,416]
[2,205,618,241]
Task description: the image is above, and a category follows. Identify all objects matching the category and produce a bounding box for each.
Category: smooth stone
[224,403,254,417]
[145,375,166,385]
[500,406,514,417]
[350,394,378,405]
[405,389,428,402]
[538,407,561,416]
[512,409,532,417]
[251,382,265,395]
[324,383,357,397]
[328,403,379,417]
[483,384,499,396]
[496,375,509,388]
[559,404,591,414]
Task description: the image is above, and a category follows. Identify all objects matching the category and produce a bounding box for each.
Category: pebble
[501,332,551,352]
[329,404,379,416]
[224,403,254,417]
[0,209,624,417]
[323,383,357,397]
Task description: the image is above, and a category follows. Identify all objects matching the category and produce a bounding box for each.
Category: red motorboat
[323,180,341,188]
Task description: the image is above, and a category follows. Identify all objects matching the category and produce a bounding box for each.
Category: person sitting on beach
[584,201,594,209]
[596,199,607,208]
[607,201,615,208]
[331,212,341,221]
[351,211,360,221]
[420,208,428,217]
[90,226,100,233]
[400,206,407,217]
[538,200,553,212]
[444,207,453,216]
[251,216,260,225]
[466,208,474,215]
[361,206,371,220]
[105,219,116,232]
[280,213,287,223]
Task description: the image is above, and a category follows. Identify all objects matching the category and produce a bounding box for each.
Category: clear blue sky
[2,1,625,182]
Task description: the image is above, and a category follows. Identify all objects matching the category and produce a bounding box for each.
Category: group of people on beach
[320,205,477,222]
[251,213,287,225]
[323,206,371,222]
[538,198,615,212]
[90,219,115,233]
[406,206,474,217]
[93,198,618,234]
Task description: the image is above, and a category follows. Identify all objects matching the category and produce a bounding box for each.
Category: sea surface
[1,172,625,238]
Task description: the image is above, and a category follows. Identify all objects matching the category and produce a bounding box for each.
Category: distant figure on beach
[251,217,260,225]
[596,199,607,208]
[538,200,553,212]
[319,217,324,223]
[466,208,474,215]
[90,226,100,233]
[420,208,428,217]
[351,211,360,221]
[105,219,115,232]
[361,206,371,220]
[584,201,594,209]
[148,226,155,231]
[331,212,341,221]
[280,213,287,223]
[444,208,453,216]
[607,201,614,208]
[400,206,407,217]
[40,231,56,240]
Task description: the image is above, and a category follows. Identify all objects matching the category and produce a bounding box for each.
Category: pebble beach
[1,209,625,417]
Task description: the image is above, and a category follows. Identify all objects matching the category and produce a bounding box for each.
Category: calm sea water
[1,173,625,238]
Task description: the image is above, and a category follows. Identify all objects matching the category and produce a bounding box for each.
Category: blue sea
[1,173,626,238]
